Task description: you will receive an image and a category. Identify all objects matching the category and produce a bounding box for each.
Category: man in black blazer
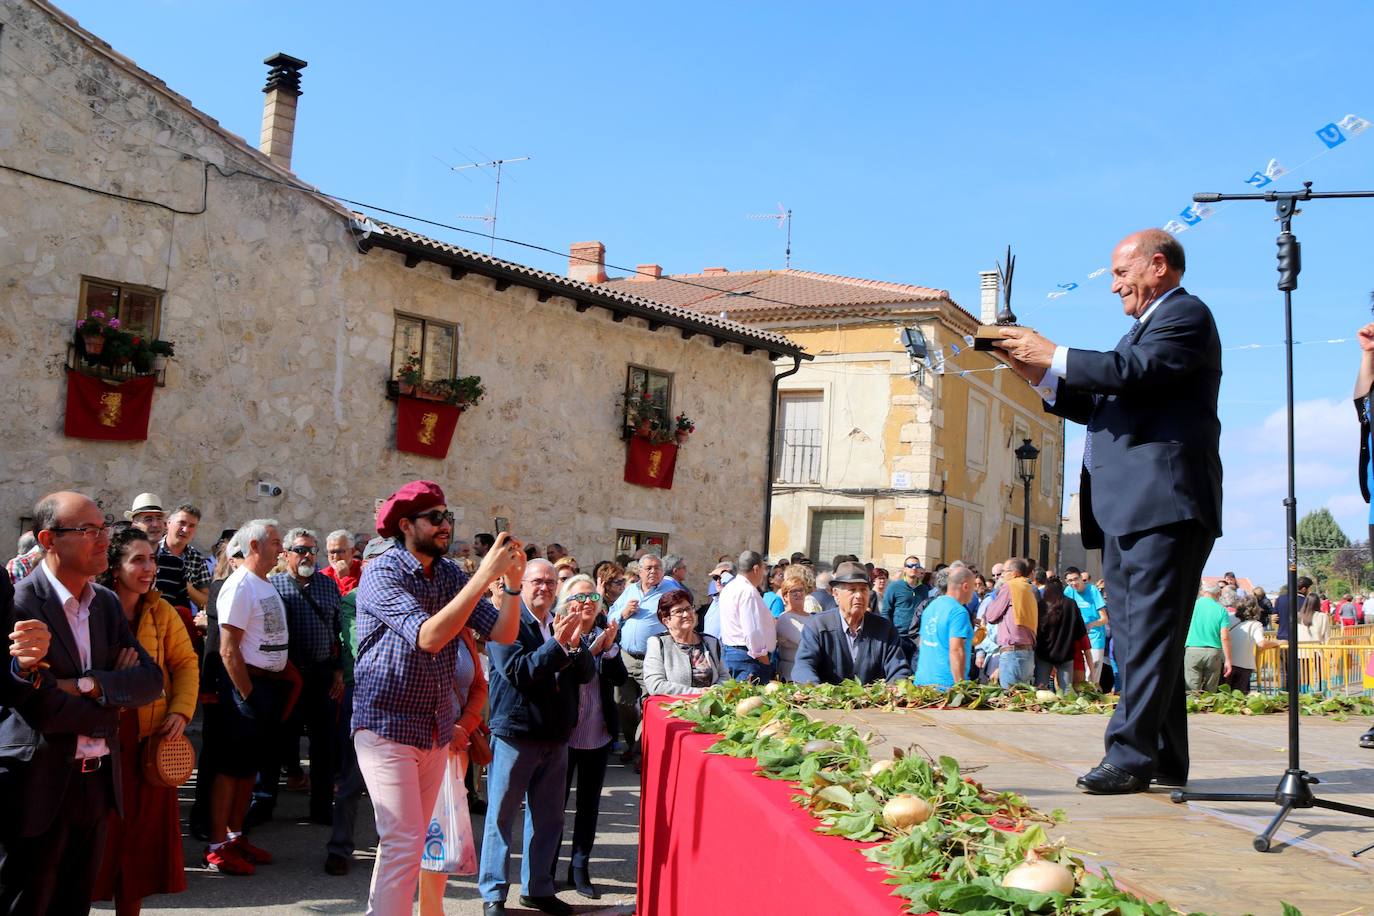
[0,491,163,914]
[997,229,1222,794]
[792,562,912,685]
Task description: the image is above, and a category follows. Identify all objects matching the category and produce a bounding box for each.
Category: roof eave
[353,228,810,361]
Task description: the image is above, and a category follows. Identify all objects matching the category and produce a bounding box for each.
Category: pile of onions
[735,696,765,716]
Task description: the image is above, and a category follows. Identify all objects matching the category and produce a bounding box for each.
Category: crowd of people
[5,481,1372,914]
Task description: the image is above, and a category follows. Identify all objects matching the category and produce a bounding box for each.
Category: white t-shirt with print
[218,566,289,672]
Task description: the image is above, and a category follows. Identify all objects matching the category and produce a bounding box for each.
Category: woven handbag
[143,731,196,788]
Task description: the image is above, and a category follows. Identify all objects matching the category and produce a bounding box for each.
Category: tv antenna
[747,203,792,268]
[440,153,530,254]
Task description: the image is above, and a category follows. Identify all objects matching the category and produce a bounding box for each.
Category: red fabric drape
[64,369,155,441]
[637,698,906,916]
[395,396,461,459]
[624,437,678,489]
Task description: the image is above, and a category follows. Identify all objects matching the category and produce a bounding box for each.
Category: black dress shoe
[1151,772,1187,788]
[469,795,488,815]
[1360,727,1374,749]
[1076,762,1145,795]
[323,853,350,876]
[519,894,574,916]
[482,903,506,916]
[569,865,600,900]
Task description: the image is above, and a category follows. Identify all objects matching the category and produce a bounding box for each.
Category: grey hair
[16,531,36,554]
[1200,581,1222,598]
[932,568,950,594]
[524,558,556,580]
[1219,585,1238,607]
[662,553,686,574]
[283,526,319,546]
[326,529,354,545]
[738,550,764,572]
[948,566,975,588]
[815,571,833,590]
[1006,557,1030,576]
[554,573,597,617]
[238,518,280,556]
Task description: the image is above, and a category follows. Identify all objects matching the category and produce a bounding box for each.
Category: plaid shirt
[155,541,211,607]
[5,545,42,583]
[352,544,499,749]
[268,570,343,669]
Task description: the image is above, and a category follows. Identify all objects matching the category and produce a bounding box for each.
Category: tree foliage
[1296,508,1367,592]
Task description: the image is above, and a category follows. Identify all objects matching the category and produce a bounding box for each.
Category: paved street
[98,739,640,915]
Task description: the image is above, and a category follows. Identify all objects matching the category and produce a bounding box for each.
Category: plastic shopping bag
[420,752,478,875]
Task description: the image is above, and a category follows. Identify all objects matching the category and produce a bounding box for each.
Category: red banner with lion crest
[64,370,155,441]
[624,436,678,489]
[395,395,461,459]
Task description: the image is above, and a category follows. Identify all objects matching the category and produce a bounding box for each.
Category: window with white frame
[966,392,987,469]
[775,391,824,483]
[1039,436,1055,498]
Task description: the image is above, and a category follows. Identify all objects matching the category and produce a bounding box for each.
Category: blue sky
[53,1,1374,585]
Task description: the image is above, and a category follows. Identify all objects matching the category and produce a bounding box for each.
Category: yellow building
[600,263,1066,572]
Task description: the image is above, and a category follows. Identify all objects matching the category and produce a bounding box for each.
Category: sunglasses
[566,593,602,605]
[410,509,455,526]
[287,546,318,556]
[904,563,922,569]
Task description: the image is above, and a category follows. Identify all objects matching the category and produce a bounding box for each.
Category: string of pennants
[906,112,1371,381]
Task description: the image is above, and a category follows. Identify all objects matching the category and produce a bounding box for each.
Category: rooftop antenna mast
[445,154,530,254]
[747,203,792,268]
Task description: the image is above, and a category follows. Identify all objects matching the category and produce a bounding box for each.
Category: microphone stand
[1170,182,1374,853]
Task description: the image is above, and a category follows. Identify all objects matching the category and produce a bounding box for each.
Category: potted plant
[129,336,153,374]
[74,310,119,358]
[673,412,696,446]
[396,352,422,396]
[149,339,175,372]
[450,375,485,411]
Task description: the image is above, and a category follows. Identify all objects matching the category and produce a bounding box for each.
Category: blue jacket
[487,605,595,742]
[791,608,911,685]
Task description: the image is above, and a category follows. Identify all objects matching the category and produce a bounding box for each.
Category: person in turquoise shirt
[913,567,976,689]
[1064,567,1108,684]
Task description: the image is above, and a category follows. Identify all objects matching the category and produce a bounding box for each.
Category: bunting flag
[64,369,155,441]
[395,395,461,459]
[624,436,678,489]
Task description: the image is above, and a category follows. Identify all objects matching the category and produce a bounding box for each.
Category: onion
[867,759,895,777]
[757,719,789,739]
[1035,689,1059,704]
[882,794,933,829]
[735,696,765,716]
[1001,859,1075,896]
[763,681,783,695]
[802,739,839,755]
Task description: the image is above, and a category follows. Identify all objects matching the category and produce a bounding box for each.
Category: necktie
[1082,320,1142,470]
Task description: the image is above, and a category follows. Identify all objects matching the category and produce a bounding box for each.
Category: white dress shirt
[1031,286,1182,404]
[39,561,108,760]
[717,574,776,658]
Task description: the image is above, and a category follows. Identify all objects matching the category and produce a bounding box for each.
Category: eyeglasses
[49,524,111,541]
[665,608,694,619]
[327,549,350,557]
[526,577,557,587]
[904,563,922,569]
[410,509,455,527]
[288,546,318,556]
[566,593,602,605]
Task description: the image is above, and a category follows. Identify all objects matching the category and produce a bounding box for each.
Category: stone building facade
[599,261,1065,572]
[0,0,805,577]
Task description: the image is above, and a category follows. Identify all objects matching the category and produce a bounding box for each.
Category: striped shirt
[352,544,499,749]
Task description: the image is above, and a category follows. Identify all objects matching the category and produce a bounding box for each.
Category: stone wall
[0,0,776,581]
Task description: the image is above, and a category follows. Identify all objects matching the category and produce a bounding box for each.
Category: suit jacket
[486,606,595,742]
[791,608,911,685]
[1048,288,1222,548]
[0,567,163,837]
[643,632,725,696]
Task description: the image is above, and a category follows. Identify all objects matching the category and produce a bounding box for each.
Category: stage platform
[808,706,1374,915]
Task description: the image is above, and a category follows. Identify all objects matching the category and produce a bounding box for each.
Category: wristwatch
[77,676,96,696]
[501,583,520,595]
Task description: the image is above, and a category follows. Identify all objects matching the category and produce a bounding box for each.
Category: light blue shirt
[611,579,677,655]
[1067,583,1107,649]
[913,595,975,689]
[1033,286,1181,405]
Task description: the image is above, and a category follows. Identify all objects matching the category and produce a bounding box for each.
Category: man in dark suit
[996,229,1222,794]
[478,559,595,916]
[0,491,163,914]
[792,562,912,685]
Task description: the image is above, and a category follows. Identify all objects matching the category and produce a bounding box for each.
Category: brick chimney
[632,264,662,281]
[979,270,1000,324]
[259,53,307,170]
[702,267,729,276]
[569,241,607,284]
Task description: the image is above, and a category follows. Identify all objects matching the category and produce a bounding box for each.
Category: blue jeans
[478,735,568,902]
[998,648,1035,687]
[722,645,775,683]
[1034,658,1074,693]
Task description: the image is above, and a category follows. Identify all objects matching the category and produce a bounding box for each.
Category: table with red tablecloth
[637,697,907,916]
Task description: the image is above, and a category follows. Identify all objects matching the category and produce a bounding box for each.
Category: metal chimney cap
[263,53,308,95]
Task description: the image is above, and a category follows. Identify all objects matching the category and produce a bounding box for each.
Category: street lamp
[1014,437,1039,559]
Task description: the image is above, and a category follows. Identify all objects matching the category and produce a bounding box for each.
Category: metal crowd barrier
[1253,642,1374,695]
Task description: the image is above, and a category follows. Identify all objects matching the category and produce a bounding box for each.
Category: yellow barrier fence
[1254,643,1374,695]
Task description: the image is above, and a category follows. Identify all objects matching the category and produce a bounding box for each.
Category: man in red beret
[352,480,525,914]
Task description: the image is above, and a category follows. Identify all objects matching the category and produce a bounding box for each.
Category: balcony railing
[773,426,822,483]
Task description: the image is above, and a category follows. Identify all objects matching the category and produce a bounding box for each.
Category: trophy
[973,245,1028,351]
